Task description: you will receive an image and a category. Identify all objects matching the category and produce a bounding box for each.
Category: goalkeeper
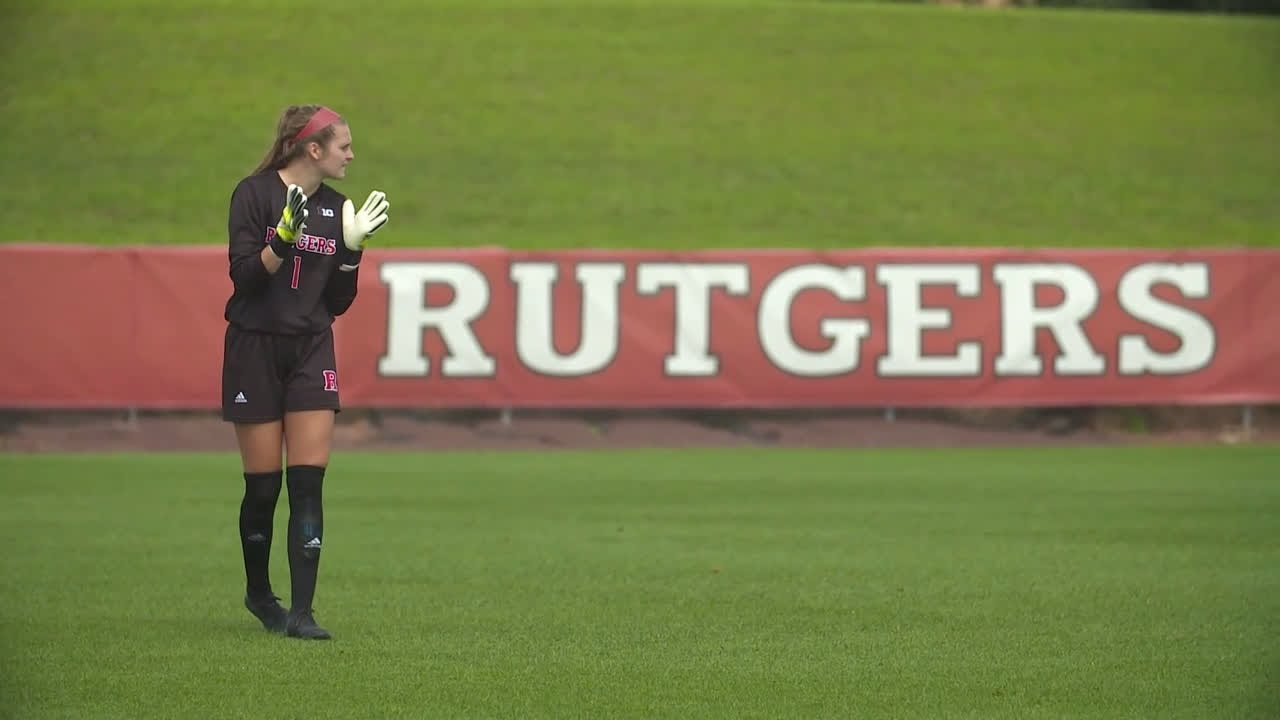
[220,104,390,641]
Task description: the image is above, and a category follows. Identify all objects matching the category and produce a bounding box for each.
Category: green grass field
[3,3,1279,714]
[2,445,1277,719]
[2,0,1277,250]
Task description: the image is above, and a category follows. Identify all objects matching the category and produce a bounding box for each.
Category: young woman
[222,104,389,640]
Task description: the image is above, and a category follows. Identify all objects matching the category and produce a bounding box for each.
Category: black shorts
[221,324,342,423]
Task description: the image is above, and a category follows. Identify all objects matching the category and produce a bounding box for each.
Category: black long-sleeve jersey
[223,170,363,335]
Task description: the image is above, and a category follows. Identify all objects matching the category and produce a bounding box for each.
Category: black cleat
[286,609,332,640]
[244,593,288,634]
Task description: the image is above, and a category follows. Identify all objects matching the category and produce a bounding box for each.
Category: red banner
[2,245,1278,409]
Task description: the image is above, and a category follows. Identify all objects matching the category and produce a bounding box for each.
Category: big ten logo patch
[323,370,338,392]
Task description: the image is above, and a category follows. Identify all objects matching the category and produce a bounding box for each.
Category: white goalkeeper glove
[342,190,390,252]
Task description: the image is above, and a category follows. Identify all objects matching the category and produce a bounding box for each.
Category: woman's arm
[323,250,362,316]
[228,182,283,292]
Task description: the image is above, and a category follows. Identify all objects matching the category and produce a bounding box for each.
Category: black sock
[240,470,283,598]
[286,465,326,613]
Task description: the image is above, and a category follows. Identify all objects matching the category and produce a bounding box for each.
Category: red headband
[292,106,342,143]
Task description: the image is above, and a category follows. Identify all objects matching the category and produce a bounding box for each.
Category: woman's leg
[236,420,285,472]
[233,420,288,633]
[281,409,336,639]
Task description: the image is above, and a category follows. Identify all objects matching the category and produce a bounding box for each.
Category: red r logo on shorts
[323,370,338,392]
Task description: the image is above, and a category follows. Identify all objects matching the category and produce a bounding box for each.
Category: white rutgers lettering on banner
[637,263,750,376]
[378,262,497,377]
[758,264,871,377]
[875,264,983,378]
[1116,263,1214,375]
[511,262,625,377]
[993,263,1106,376]
[373,259,1219,380]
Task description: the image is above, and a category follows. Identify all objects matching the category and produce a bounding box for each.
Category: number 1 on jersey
[291,255,302,289]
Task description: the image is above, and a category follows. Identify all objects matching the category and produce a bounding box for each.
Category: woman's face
[313,123,354,180]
